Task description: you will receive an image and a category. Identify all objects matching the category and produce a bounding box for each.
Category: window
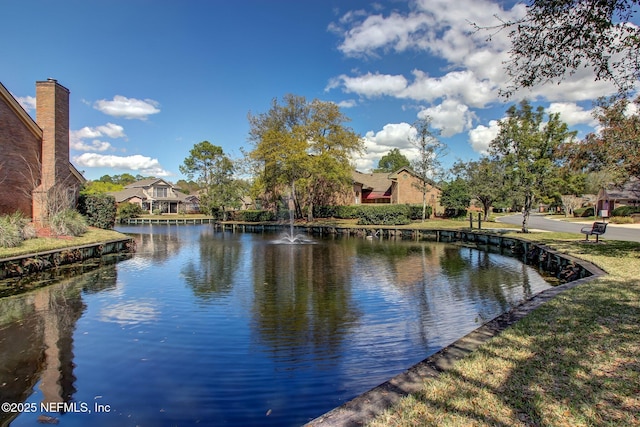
[153,187,168,198]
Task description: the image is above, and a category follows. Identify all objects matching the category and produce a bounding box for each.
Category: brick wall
[0,88,42,217]
[394,172,443,214]
[0,79,77,221]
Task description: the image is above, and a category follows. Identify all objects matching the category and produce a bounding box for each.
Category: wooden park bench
[580,221,608,242]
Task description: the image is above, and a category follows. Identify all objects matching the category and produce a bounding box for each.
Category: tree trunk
[522,193,532,233]
[482,199,492,222]
[307,201,314,222]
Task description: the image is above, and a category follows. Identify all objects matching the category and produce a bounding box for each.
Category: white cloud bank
[94,95,160,120]
[70,123,126,152]
[73,153,171,177]
[328,0,619,161]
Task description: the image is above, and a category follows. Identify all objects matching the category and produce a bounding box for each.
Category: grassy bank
[0,228,130,259]
[368,232,640,427]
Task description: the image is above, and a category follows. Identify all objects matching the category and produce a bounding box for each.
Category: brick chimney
[36,78,70,190]
[32,79,71,222]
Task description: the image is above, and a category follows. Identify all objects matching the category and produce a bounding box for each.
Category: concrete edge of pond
[0,238,136,280]
[305,238,607,427]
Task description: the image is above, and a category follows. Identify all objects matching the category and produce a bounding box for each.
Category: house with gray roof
[110,178,198,214]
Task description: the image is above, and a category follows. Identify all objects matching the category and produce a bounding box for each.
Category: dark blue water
[0,225,551,426]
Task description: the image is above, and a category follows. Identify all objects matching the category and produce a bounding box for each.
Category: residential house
[351,167,443,214]
[595,178,640,215]
[0,79,85,221]
[110,178,197,214]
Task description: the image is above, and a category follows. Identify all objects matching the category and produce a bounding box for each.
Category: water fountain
[273,193,315,244]
[273,211,315,244]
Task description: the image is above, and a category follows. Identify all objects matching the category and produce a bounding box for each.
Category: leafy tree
[113,173,137,186]
[81,181,124,195]
[409,118,447,222]
[452,157,505,221]
[247,94,362,220]
[117,202,145,220]
[180,141,239,220]
[175,179,200,195]
[565,96,640,183]
[489,0,640,96]
[440,178,471,218]
[489,100,576,232]
[374,148,410,173]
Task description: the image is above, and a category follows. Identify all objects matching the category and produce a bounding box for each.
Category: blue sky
[1,0,628,182]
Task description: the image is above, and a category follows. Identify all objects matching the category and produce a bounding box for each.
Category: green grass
[0,228,130,259]
[367,234,640,427]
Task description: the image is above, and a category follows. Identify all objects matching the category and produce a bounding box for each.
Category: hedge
[79,194,117,229]
[237,210,275,222]
[356,204,412,225]
[611,206,640,217]
[573,207,595,217]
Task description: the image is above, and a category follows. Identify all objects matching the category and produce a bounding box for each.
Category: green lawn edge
[0,228,130,260]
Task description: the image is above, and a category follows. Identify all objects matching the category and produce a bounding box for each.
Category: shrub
[444,208,469,218]
[79,194,117,229]
[238,210,275,222]
[611,206,640,217]
[6,211,36,240]
[356,205,411,225]
[0,215,23,248]
[407,204,432,220]
[118,202,145,220]
[50,209,88,236]
[573,207,595,217]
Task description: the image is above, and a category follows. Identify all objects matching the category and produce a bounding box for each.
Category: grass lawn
[0,228,130,259]
[367,231,640,427]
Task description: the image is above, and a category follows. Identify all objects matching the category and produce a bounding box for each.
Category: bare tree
[409,117,447,221]
[19,152,77,225]
[560,195,582,217]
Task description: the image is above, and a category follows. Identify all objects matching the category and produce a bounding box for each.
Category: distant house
[596,178,640,215]
[110,178,197,214]
[351,167,443,213]
[0,79,85,221]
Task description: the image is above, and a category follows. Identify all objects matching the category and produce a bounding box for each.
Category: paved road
[497,213,640,243]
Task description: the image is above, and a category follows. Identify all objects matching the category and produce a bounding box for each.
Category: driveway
[497,213,640,243]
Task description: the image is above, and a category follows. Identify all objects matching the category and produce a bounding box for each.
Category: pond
[0,225,552,427]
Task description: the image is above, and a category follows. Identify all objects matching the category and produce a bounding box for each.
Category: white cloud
[418,100,475,137]
[329,0,619,112]
[468,120,500,154]
[335,11,433,57]
[331,72,408,97]
[337,99,358,108]
[96,122,126,138]
[73,153,171,176]
[15,95,36,112]
[547,103,595,127]
[71,139,112,152]
[70,122,126,152]
[354,122,418,172]
[93,95,160,120]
